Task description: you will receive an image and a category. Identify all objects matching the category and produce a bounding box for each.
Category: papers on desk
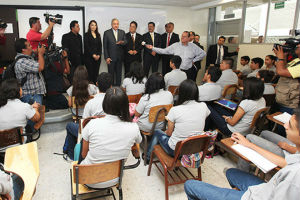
[273,112,292,124]
[232,144,277,173]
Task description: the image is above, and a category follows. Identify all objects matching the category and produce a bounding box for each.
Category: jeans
[146,129,174,161]
[184,168,264,200]
[63,122,79,160]
[12,174,24,200]
[21,94,43,132]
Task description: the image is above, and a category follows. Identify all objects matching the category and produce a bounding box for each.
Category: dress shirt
[113,29,118,41]
[150,32,155,45]
[166,32,173,47]
[152,42,206,70]
[131,32,136,41]
[216,45,224,64]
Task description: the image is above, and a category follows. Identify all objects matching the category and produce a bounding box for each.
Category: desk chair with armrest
[127,93,142,104]
[222,84,238,99]
[71,96,94,123]
[167,86,179,96]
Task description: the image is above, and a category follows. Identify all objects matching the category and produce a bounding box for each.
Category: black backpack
[2,55,28,86]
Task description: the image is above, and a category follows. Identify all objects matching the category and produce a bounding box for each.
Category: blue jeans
[12,174,24,200]
[63,122,79,160]
[21,94,43,132]
[184,168,264,200]
[147,129,174,160]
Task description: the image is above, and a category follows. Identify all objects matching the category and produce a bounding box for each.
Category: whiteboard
[17,9,84,47]
[85,6,167,38]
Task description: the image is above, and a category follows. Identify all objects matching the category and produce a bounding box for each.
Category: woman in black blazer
[84,20,102,84]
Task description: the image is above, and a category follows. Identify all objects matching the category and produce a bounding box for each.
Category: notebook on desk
[273,112,292,124]
[214,99,238,111]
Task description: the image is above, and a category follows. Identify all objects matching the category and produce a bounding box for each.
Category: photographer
[26,17,55,50]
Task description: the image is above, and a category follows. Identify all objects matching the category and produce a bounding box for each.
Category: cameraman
[26,17,55,50]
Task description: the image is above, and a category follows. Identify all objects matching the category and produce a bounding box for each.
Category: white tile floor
[33,121,236,200]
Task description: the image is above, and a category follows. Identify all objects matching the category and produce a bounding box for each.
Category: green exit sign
[275,1,285,9]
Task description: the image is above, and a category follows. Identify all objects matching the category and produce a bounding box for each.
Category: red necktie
[167,33,170,47]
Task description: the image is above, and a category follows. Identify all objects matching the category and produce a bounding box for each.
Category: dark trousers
[143,55,159,77]
[162,55,172,76]
[182,66,197,80]
[45,94,68,110]
[85,58,101,84]
[107,60,122,86]
[124,59,141,76]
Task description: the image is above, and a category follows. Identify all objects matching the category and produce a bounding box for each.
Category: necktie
[114,30,118,41]
[132,34,135,50]
[151,33,154,46]
[167,33,171,47]
[217,45,221,64]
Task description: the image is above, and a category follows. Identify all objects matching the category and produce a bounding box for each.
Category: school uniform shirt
[82,93,106,119]
[167,100,210,150]
[216,69,238,90]
[261,65,276,73]
[242,153,300,200]
[263,83,275,95]
[240,64,252,76]
[227,97,266,135]
[136,89,173,132]
[0,99,36,130]
[247,69,260,78]
[121,77,147,95]
[198,82,222,101]
[164,69,187,89]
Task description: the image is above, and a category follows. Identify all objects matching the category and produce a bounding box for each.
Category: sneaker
[63,154,73,163]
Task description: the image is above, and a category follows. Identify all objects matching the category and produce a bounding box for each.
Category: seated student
[146,79,211,162]
[261,55,277,73]
[121,61,147,95]
[239,56,252,76]
[247,57,264,78]
[0,79,40,132]
[135,72,173,132]
[216,58,238,91]
[198,66,222,101]
[66,66,98,117]
[63,72,112,160]
[81,87,142,188]
[184,109,300,200]
[256,70,275,95]
[207,77,266,136]
[0,167,24,200]
[164,55,187,89]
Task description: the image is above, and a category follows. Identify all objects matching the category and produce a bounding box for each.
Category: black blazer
[84,32,102,59]
[206,44,237,67]
[124,32,143,62]
[161,32,180,48]
[61,31,83,67]
[193,41,204,50]
[103,28,127,61]
[142,32,161,57]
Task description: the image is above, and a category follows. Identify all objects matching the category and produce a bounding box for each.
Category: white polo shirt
[240,64,252,76]
[264,83,275,95]
[198,82,222,101]
[82,93,106,118]
[164,69,187,89]
[122,77,147,95]
[247,69,260,78]
[136,89,173,132]
[167,100,211,150]
[216,69,238,90]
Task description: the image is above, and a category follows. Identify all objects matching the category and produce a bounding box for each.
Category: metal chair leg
[147,151,154,176]
[118,188,123,200]
[164,167,169,200]
[143,135,148,166]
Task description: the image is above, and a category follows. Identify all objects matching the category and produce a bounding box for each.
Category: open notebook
[273,112,292,124]
[232,144,277,173]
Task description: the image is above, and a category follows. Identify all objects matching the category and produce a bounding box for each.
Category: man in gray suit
[103,18,126,86]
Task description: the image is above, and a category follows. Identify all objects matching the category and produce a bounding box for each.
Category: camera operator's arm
[274,45,292,77]
[41,21,55,40]
[62,50,70,74]
[37,45,45,72]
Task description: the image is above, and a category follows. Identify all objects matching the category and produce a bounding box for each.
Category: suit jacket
[103,28,127,61]
[142,32,161,58]
[124,32,143,63]
[193,42,204,70]
[84,32,102,59]
[61,31,83,67]
[206,44,237,67]
[161,32,180,48]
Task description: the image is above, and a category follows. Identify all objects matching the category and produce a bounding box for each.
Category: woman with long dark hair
[84,20,102,84]
[261,55,277,73]
[146,79,211,162]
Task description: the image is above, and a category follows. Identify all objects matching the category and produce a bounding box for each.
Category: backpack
[2,55,28,86]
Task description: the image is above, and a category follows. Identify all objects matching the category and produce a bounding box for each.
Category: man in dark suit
[123,21,143,76]
[62,20,83,82]
[193,34,204,81]
[206,35,239,69]
[103,18,126,86]
[143,22,161,77]
[161,22,180,76]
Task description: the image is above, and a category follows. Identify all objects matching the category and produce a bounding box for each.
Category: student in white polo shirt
[164,55,187,89]
[121,61,147,95]
[256,70,275,95]
[198,66,222,102]
[135,72,173,132]
[146,79,211,162]
[216,57,238,91]
[247,57,264,78]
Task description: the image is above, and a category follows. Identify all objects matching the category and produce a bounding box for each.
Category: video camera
[39,42,68,68]
[273,29,300,53]
[44,13,63,25]
[0,19,7,29]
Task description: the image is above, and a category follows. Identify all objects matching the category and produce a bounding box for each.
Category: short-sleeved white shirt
[0,99,36,130]
[198,83,222,101]
[228,97,266,135]
[167,101,211,150]
[240,65,252,76]
[264,83,275,95]
[216,69,238,90]
[247,69,260,78]
[81,115,142,165]
[121,77,147,95]
[82,93,106,118]
[164,69,187,89]
[136,89,173,132]
[261,65,276,73]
